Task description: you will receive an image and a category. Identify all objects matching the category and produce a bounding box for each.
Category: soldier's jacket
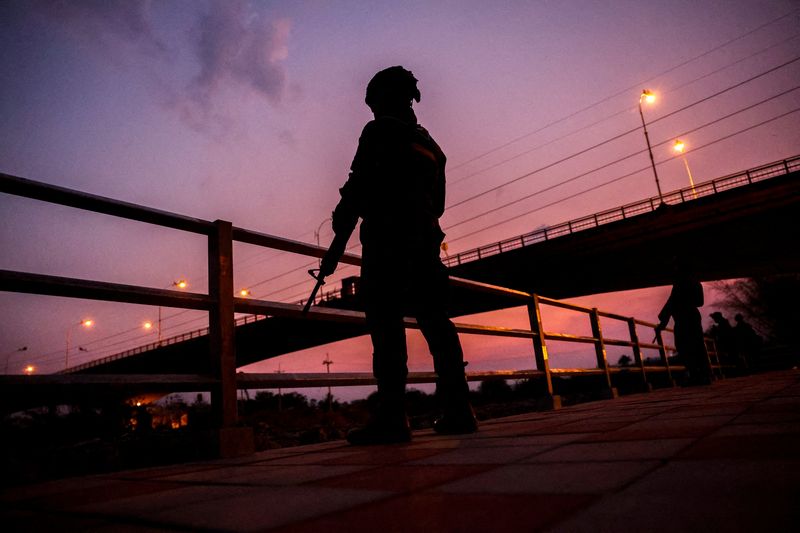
[332,115,447,261]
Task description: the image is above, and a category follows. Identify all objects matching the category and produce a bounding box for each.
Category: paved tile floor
[2,370,798,532]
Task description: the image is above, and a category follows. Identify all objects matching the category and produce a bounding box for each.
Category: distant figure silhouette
[733,313,762,369]
[656,259,711,386]
[709,311,737,366]
[320,66,477,444]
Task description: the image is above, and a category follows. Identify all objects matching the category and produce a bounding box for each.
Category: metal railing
[443,154,800,267]
[0,171,722,440]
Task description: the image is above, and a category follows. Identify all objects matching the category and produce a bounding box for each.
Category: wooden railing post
[208,219,253,457]
[590,309,617,399]
[528,295,561,409]
[654,328,676,387]
[628,318,652,392]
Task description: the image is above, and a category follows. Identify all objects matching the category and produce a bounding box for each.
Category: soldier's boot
[347,384,411,445]
[433,375,477,435]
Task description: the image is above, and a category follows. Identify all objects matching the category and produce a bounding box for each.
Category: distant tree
[617,355,632,367]
[478,377,513,403]
[713,274,800,347]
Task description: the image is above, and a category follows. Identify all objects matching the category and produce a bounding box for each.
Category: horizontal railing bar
[0,173,213,235]
[234,297,366,323]
[544,332,598,344]
[536,296,592,313]
[233,297,537,339]
[0,374,218,387]
[603,338,637,347]
[596,310,633,322]
[232,227,361,267]
[236,369,549,389]
[0,270,213,310]
[449,277,532,301]
[448,323,536,339]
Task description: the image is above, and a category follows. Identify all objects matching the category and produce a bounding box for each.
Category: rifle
[301,232,350,316]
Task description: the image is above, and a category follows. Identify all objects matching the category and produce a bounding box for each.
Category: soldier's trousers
[361,248,467,408]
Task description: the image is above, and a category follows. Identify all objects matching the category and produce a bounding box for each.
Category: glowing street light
[24,364,35,375]
[638,89,664,204]
[158,279,188,345]
[65,319,93,369]
[239,288,251,297]
[143,321,154,331]
[673,139,698,199]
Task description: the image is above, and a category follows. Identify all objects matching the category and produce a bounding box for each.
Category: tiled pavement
[2,370,798,532]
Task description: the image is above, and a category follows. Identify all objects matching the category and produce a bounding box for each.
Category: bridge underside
[449,169,800,300]
[78,170,800,374]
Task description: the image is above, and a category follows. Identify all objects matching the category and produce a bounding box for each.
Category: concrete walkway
[3,370,798,532]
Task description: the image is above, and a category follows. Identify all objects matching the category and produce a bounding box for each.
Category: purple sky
[1,1,799,385]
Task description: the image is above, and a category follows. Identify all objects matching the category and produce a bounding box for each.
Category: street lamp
[239,288,251,297]
[638,89,664,204]
[65,319,93,370]
[3,346,27,374]
[24,364,35,375]
[673,139,698,199]
[158,279,188,345]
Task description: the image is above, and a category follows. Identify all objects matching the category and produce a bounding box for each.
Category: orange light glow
[641,89,655,104]
[143,321,153,330]
[24,365,35,375]
[81,319,93,327]
[175,280,188,289]
[673,139,686,153]
[239,289,251,297]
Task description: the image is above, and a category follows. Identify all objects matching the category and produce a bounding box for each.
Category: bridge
[0,156,797,456]
[53,155,800,374]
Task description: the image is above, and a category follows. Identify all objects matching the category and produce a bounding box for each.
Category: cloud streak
[192,1,291,106]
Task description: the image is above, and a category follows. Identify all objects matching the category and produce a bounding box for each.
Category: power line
[448,32,800,189]
[446,7,800,176]
[444,84,800,234]
[445,55,800,213]
[446,106,800,245]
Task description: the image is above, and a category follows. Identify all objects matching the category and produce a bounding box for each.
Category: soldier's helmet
[365,66,420,111]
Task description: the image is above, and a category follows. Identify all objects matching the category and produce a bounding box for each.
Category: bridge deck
[3,370,798,531]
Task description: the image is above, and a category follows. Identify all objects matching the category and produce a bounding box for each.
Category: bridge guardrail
[1,169,727,438]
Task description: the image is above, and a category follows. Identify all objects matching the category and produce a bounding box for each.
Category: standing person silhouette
[655,257,712,386]
[319,66,477,444]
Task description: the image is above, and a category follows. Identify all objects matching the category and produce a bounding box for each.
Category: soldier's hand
[319,251,338,278]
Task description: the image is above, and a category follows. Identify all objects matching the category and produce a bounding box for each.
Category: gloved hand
[319,248,339,278]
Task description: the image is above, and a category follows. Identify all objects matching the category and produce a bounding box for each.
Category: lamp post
[638,89,664,204]
[3,346,27,374]
[158,279,187,345]
[323,354,333,410]
[65,319,93,370]
[24,364,35,375]
[673,139,698,199]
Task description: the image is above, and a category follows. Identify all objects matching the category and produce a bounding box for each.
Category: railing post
[628,318,652,392]
[590,309,617,399]
[527,295,561,409]
[654,327,676,387]
[208,219,253,457]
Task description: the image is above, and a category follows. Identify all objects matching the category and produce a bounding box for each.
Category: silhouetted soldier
[320,66,477,444]
[655,259,711,386]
